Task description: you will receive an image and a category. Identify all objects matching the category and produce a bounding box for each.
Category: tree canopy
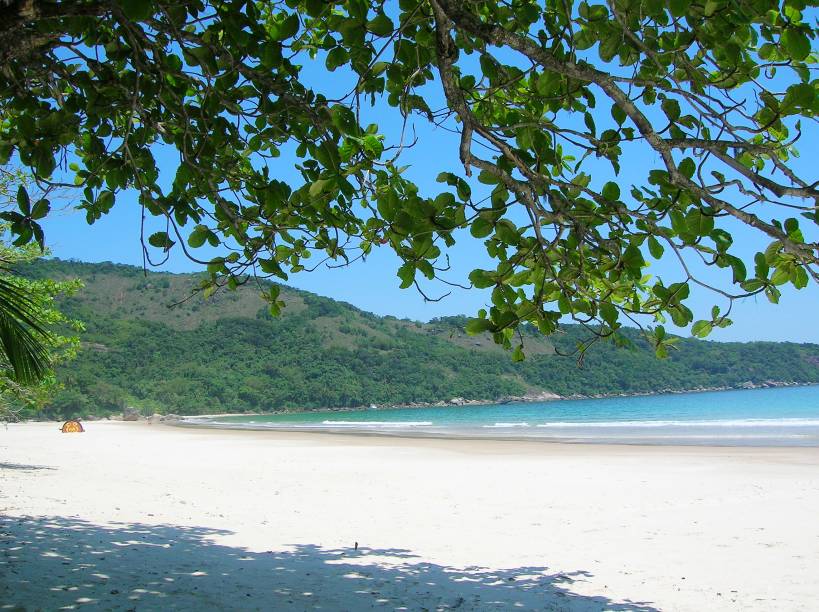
[1,0,817,357]
[0,169,82,419]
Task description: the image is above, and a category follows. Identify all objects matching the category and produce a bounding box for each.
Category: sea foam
[320,420,433,427]
[534,418,819,428]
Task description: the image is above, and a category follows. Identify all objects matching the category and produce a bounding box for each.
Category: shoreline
[377,379,816,410]
[174,384,819,448]
[14,381,817,425]
[181,380,818,420]
[170,419,819,448]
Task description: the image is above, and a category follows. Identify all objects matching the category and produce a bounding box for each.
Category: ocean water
[199,385,819,446]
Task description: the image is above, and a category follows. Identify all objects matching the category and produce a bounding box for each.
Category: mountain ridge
[20,259,819,418]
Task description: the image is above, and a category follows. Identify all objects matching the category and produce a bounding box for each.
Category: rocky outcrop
[499,391,562,403]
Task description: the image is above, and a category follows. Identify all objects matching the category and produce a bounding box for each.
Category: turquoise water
[200,386,819,446]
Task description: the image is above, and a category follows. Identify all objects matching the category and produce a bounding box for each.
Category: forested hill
[22,259,819,418]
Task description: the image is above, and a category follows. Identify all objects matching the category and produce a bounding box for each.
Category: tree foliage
[1,0,817,356]
[0,171,82,419]
[0,242,83,419]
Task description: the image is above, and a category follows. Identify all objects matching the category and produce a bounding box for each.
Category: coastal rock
[522,391,561,402]
[449,397,466,405]
[498,391,563,403]
[147,413,163,424]
[122,407,140,421]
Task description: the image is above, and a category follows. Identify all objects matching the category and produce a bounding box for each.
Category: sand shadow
[1,515,658,611]
[0,462,54,471]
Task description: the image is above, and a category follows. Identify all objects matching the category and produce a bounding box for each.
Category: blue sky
[40,111,819,344]
[37,21,819,345]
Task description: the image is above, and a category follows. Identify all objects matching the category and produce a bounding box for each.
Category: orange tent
[60,420,84,433]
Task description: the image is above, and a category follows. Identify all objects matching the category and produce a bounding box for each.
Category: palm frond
[0,274,52,384]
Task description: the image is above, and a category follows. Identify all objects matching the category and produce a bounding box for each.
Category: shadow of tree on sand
[1,515,658,611]
[0,462,54,471]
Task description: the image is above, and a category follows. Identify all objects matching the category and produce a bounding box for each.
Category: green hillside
[21,259,819,418]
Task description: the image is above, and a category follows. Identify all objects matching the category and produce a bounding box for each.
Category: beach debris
[60,420,84,433]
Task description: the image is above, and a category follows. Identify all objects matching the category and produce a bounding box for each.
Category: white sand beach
[2,421,818,611]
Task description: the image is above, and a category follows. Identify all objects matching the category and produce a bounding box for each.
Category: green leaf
[781,29,811,61]
[97,191,115,213]
[782,83,815,113]
[584,112,596,136]
[678,157,696,179]
[602,182,620,201]
[118,0,152,20]
[711,229,732,253]
[668,0,687,16]
[611,104,627,125]
[468,269,494,289]
[367,14,394,36]
[470,217,494,238]
[647,236,664,259]
[17,186,30,215]
[687,209,714,236]
[31,222,45,251]
[187,225,210,248]
[30,198,50,220]
[729,256,747,283]
[765,285,781,304]
[691,320,713,338]
[309,179,330,197]
[703,0,720,17]
[754,252,769,279]
[397,262,415,289]
[325,47,349,70]
[494,219,519,244]
[792,266,809,289]
[370,61,389,76]
[599,302,618,326]
[598,33,620,62]
[770,266,791,286]
[279,14,300,39]
[661,98,681,121]
[465,318,492,335]
[148,232,175,250]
